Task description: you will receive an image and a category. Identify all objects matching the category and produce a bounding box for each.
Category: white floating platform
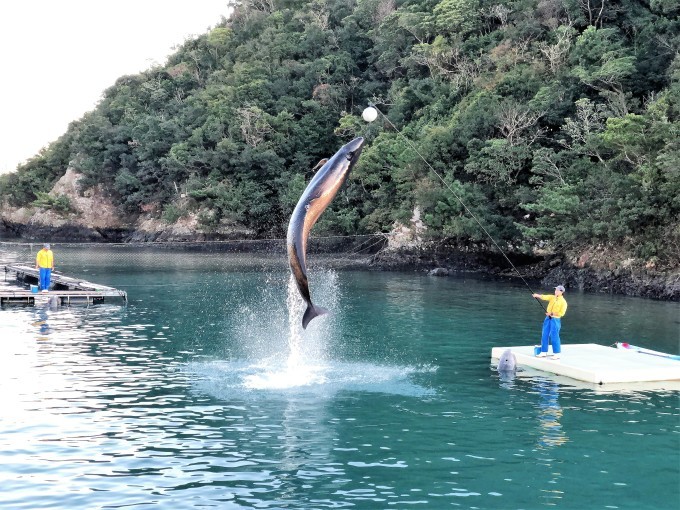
[491,344,680,385]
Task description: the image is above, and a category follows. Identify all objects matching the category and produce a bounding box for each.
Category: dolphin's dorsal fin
[312,158,328,172]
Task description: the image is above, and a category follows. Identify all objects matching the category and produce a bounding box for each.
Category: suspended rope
[327,233,389,269]
[0,234,382,249]
[0,233,387,269]
[368,103,547,312]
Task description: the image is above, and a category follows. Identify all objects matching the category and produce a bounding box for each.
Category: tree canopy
[2,0,678,262]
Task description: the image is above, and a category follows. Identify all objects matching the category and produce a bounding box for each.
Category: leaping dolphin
[287,137,365,329]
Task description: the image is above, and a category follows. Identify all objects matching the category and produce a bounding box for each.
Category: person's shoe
[550,354,561,360]
[536,352,547,357]
[41,289,49,293]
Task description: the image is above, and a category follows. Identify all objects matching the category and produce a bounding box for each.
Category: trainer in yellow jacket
[35,243,55,292]
[532,285,567,358]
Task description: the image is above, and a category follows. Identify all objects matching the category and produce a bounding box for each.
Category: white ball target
[362,106,378,122]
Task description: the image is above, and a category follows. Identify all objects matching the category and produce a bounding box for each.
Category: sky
[0,1,231,175]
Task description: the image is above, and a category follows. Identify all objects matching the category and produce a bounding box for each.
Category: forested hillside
[2,0,678,263]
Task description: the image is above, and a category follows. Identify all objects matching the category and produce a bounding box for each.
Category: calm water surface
[0,245,678,509]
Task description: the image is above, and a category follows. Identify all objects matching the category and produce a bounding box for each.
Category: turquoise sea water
[0,245,678,509]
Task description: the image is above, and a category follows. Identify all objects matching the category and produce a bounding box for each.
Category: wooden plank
[4,264,117,291]
[0,290,125,297]
[0,292,123,306]
[2,265,127,306]
[5,264,113,290]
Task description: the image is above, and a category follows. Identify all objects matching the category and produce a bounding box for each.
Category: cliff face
[543,246,680,301]
[1,168,128,241]
[0,168,254,242]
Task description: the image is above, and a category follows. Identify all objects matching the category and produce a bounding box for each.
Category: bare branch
[497,102,545,146]
[411,44,481,91]
[237,105,273,147]
[538,24,574,74]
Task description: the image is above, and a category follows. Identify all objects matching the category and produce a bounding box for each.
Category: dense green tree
[1,0,677,262]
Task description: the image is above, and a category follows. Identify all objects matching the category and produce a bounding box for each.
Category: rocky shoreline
[5,220,676,301]
[370,244,680,301]
[1,166,677,301]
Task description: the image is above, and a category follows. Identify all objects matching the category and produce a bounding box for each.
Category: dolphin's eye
[346,151,355,161]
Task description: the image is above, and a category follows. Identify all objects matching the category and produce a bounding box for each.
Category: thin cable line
[329,234,388,269]
[369,103,547,312]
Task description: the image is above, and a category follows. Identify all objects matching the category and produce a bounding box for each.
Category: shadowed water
[0,246,678,509]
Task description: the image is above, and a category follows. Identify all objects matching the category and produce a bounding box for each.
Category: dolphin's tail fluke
[302,303,329,329]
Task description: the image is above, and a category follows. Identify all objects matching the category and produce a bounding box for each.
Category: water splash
[221,270,338,390]
[188,268,435,397]
[189,359,435,399]
[286,272,305,368]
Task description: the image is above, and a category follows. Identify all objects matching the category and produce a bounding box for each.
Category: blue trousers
[541,316,561,354]
[39,268,52,291]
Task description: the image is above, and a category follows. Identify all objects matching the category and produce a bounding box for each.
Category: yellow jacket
[36,249,54,269]
[539,294,567,318]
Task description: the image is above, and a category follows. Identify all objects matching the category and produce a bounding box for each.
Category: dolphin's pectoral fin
[302,303,329,329]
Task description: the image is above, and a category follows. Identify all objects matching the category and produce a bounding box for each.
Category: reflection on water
[31,308,52,338]
[535,378,568,449]
[531,378,568,507]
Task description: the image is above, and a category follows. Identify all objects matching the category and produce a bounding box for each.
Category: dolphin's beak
[345,137,365,161]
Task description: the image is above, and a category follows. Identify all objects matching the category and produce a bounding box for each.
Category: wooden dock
[491,344,680,385]
[2,264,127,306]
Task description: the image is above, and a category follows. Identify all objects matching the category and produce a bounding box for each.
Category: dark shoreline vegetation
[1,233,677,301]
[1,0,678,300]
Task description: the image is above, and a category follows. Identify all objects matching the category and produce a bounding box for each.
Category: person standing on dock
[532,285,567,359]
[35,243,54,293]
